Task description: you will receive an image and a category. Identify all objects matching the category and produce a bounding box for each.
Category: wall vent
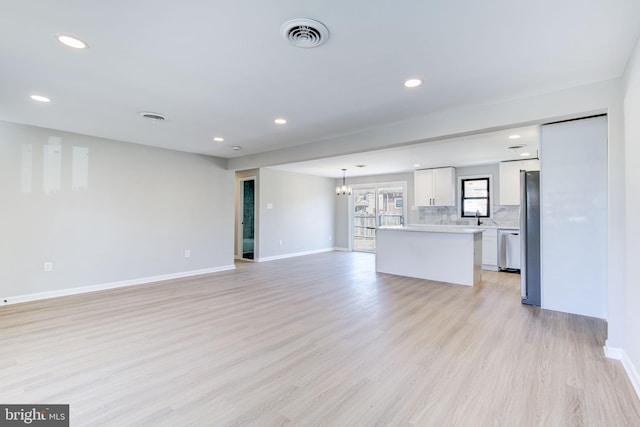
[140,112,166,121]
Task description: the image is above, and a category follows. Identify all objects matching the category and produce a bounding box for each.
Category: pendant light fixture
[336,169,352,196]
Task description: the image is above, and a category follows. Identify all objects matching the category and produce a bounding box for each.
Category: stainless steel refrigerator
[520,170,541,306]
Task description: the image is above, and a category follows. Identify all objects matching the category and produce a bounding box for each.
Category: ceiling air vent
[140,112,166,121]
[281,18,329,48]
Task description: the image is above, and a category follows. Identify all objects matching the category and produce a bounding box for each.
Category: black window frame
[460,177,491,218]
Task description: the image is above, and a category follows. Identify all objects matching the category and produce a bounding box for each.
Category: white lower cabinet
[481,229,498,270]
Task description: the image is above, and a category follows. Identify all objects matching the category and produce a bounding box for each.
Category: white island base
[376,227,483,286]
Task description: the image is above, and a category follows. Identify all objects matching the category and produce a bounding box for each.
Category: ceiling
[1,1,639,162]
[272,126,539,178]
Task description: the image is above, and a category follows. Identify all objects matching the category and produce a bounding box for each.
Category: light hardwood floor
[1,251,639,426]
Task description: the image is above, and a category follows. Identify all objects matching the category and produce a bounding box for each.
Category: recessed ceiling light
[274,118,287,125]
[355,164,367,168]
[520,152,530,157]
[213,137,224,142]
[30,95,50,103]
[404,79,422,88]
[508,134,521,139]
[57,34,88,49]
[414,164,421,168]
[232,146,242,151]
[507,144,526,150]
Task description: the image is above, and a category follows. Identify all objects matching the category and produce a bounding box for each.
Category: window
[461,177,490,218]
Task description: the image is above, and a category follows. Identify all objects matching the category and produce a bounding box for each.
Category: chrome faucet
[475,210,483,226]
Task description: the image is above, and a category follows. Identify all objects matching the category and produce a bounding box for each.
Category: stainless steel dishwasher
[498,229,520,272]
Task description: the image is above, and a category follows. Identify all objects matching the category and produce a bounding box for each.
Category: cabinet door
[414,169,433,206]
[415,167,455,206]
[499,160,540,205]
[482,229,498,267]
[499,161,522,205]
[522,159,540,171]
[433,167,455,206]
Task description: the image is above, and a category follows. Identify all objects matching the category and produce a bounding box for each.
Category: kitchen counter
[379,225,485,234]
[406,224,519,231]
[376,226,482,286]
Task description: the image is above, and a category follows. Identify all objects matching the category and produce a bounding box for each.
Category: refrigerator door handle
[520,171,527,299]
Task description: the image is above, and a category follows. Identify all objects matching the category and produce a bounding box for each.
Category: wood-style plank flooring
[1,251,639,426]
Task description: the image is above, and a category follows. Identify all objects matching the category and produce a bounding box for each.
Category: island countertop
[377,225,484,234]
[405,224,519,231]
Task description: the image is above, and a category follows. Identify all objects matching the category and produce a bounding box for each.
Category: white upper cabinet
[499,159,540,205]
[415,167,456,206]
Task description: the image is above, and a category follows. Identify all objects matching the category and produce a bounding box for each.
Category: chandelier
[336,169,352,196]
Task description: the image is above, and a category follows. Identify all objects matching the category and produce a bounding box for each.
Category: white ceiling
[272,126,539,178]
[1,1,639,162]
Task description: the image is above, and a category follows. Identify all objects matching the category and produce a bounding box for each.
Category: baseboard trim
[622,351,640,401]
[257,248,335,262]
[603,342,624,360]
[333,247,351,252]
[604,343,640,401]
[1,265,236,306]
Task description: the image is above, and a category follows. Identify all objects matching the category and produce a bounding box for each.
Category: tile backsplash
[415,205,520,228]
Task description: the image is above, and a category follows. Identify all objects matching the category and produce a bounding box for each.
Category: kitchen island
[376,226,483,286]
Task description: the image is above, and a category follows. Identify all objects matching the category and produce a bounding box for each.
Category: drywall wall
[0,121,235,301]
[540,116,608,319]
[623,35,640,395]
[257,168,335,260]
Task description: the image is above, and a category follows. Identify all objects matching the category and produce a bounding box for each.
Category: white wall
[623,35,640,394]
[0,121,235,302]
[257,168,335,260]
[540,116,608,319]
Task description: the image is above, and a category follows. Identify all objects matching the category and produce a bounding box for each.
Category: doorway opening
[239,177,256,260]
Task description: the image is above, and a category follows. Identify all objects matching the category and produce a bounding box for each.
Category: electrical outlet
[329,236,332,241]
[184,249,191,258]
[43,262,53,272]
[279,239,282,246]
